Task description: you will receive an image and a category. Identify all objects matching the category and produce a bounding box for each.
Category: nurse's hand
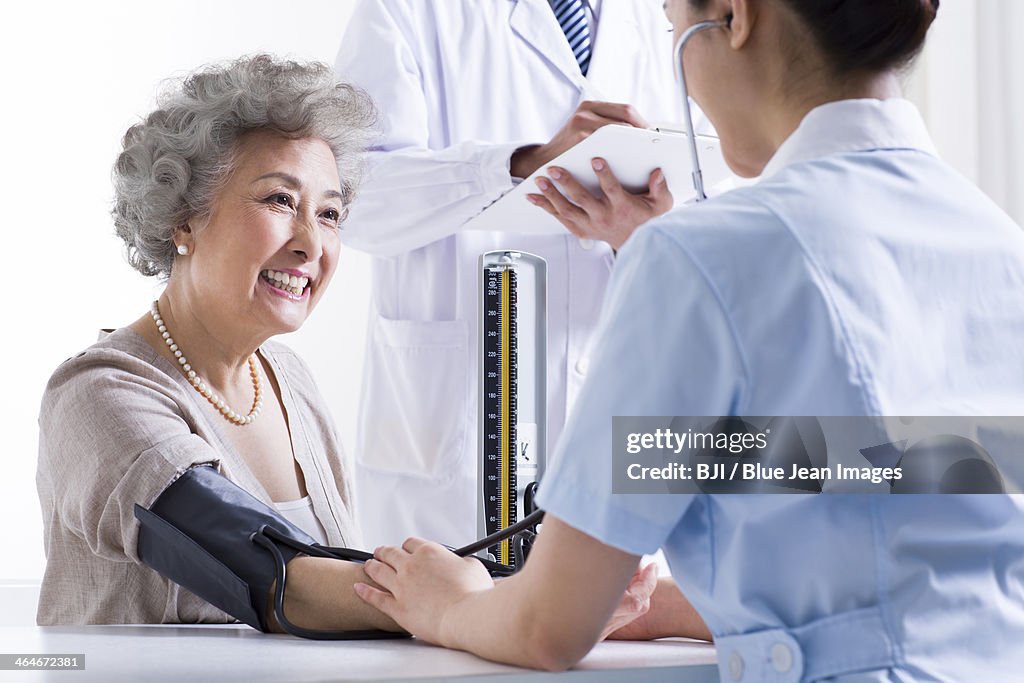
[604,577,713,642]
[527,159,672,251]
[598,562,659,641]
[510,101,648,179]
[355,538,493,647]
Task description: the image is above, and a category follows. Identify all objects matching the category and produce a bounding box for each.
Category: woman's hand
[526,158,673,251]
[598,562,659,641]
[355,538,494,647]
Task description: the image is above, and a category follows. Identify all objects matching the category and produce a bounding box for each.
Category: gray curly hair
[113,54,376,278]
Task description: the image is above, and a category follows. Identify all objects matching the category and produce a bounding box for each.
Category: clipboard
[464,124,731,234]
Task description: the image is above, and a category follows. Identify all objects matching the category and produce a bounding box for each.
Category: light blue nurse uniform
[535,99,1024,682]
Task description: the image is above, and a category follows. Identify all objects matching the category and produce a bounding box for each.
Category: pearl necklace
[150,301,263,426]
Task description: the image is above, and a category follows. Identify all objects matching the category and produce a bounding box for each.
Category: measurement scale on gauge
[478,251,547,568]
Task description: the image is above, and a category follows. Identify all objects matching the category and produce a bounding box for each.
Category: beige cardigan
[36,328,361,625]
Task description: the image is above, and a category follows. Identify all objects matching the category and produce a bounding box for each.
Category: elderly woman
[35,55,398,631]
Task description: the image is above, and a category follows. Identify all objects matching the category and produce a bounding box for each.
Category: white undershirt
[274,496,330,546]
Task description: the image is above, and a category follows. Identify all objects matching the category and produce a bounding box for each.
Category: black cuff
[135,465,311,632]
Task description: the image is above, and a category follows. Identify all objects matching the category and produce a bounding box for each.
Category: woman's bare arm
[268,558,401,633]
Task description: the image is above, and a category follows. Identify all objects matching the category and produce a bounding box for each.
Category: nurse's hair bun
[785,0,940,74]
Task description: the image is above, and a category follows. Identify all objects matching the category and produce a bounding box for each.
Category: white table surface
[0,625,719,683]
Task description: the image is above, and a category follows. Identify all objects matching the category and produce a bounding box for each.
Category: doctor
[355,0,1024,680]
[335,0,699,546]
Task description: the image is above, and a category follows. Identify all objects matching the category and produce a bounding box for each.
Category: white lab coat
[335,0,687,547]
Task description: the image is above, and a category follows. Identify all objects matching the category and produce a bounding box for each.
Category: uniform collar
[511,0,634,95]
[760,98,939,180]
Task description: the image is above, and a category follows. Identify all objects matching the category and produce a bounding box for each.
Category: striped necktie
[550,0,591,76]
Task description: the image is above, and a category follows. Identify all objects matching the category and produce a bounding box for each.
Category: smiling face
[171,130,345,340]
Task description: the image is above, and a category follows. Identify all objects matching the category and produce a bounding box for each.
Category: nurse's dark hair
[692,0,940,73]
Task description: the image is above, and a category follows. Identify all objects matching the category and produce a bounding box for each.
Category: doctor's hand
[527,158,673,251]
[510,100,648,179]
[598,562,659,641]
[355,538,493,647]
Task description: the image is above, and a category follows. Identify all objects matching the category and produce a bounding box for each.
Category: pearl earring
[177,244,189,256]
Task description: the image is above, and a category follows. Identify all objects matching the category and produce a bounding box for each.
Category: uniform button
[771,642,793,673]
[575,357,590,375]
[728,651,744,680]
[578,238,595,250]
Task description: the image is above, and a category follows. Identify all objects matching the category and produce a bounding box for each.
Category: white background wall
[2,1,1022,591]
[904,0,1024,220]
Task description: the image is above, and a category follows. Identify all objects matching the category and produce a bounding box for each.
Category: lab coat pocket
[358,315,469,480]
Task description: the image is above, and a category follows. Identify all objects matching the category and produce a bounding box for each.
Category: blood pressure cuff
[134,465,311,632]
[133,465,534,638]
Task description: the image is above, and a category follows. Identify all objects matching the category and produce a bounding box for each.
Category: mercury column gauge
[477,251,546,568]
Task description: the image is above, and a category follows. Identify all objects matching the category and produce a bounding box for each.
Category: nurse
[334,0,701,547]
[353,0,1024,680]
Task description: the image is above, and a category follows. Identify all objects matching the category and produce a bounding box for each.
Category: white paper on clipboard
[464,124,732,234]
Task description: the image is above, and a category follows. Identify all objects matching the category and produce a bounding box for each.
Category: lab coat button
[728,652,744,680]
[771,642,794,673]
[578,238,595,250]
[575,357,590,375]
